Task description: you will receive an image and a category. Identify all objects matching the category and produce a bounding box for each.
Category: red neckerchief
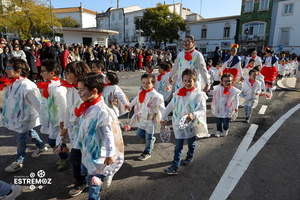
[249,79,256,87]
[60,80,78,88]
[166,69,171,72]
[139,88,154,103]
[223,86,233,95]
[177,86,195,96]
[74,94,102,117]
[157,72,166,81]
[147,71,153,74]
[37,77,60,98]
[0,76,21,91]
[252,56,256,59]
[245,64,253,68]
[185,49,195,61]
[98,71,103,74]
[104,83,110,87]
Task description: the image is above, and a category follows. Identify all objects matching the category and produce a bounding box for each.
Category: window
[279,28,290,45]
[245,0,254,12]
[105,20,108,25]
[243,22,266,40]
[201,29,207,39]
[185,30,191,37]
[283,4,293,14]
[119,13,122,20]
[224,27,230,38]
[260,0,269,10]
[119,32,122,40]
[125,17,129,25]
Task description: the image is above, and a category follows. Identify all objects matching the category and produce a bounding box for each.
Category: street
[0,71,299,200]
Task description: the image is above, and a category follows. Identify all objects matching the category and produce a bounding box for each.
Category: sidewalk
[277,76,299,90]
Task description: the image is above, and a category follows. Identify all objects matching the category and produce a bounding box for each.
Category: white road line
[210,124,258,200]
[258,105,268,115]
[210,104,300,200]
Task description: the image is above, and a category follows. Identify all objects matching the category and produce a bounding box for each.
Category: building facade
[186,15,240,53]
[238,0,273,54]
[268,0,300,54]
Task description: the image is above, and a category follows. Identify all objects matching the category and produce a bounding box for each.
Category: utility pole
[49,0,54,41]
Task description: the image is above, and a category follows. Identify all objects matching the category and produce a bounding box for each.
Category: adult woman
[0,45,12,75]
[11,44,27,62]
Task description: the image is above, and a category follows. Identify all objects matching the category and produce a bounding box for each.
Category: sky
[51,0,242,19]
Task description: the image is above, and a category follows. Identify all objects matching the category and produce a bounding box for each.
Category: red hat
[45,42,51,47]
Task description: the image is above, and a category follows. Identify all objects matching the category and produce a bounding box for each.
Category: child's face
[77,82,97,102]
[91,64,101,73]
[65,70,77,84]
[216,64,221,69]
[105,76,111,84]
[41,66,55,81]
[158,67,164,74]
[249,61,254,66]
[5,63,21,78]
[141,77,154,91]
[182,75,195,89]
[249,71,258,80]
[221,77,233,88]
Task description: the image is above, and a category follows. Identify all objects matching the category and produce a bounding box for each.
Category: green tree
[57,16,80,28]
[0,0,61,39]
[135,3,186,47]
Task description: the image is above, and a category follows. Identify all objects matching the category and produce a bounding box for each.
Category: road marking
[258,105,268,115]
[210,103,300,200]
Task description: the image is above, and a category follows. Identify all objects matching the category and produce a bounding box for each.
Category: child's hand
[160,120,167,126]
[169,77,174,85]
[239,77,244,81]
[234,108,238,112]
[104,157,114,165]
[91,176,102,186]
[186,113,194,122]
[60,122,64,130]
[125,104,131,111]
[60,128,68,136]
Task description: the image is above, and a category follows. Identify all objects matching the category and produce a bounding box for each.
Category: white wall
[62,31,109,47]
[81,12,96,28]
[188,18,238,52]
[271,0,300,54]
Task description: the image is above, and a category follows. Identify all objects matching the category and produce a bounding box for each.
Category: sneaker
[164,166,179,175]
[69,182,86,197]
[57,159,70,171]
[215,131,222,138]
[243,118,250,123]
[102,175,114,190]
[138,152,151,161]
[1,184,22,200]
[266,93,272,100]
[31,147,48,158]
[221,130,229,137]
[5,162,23,173]
[182,157,193,166]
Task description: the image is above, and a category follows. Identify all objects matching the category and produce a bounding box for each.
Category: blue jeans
[172,136,196,169]
[216,118,230,132]
[16,129,45,163]
[118,63,124,71]
[0,180,10,196]
[244,102,254,119]
[48,138,69,160]
[81,164,104,200]
[136,128,154,154]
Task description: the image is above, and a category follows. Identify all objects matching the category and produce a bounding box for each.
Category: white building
[96,3,200,47]
[53,4,97,28]
[186,15,240,53]
[54,27,118,47]
[269,0,300,54]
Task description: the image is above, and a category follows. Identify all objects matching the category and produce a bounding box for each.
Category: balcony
[239,35,265,41]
